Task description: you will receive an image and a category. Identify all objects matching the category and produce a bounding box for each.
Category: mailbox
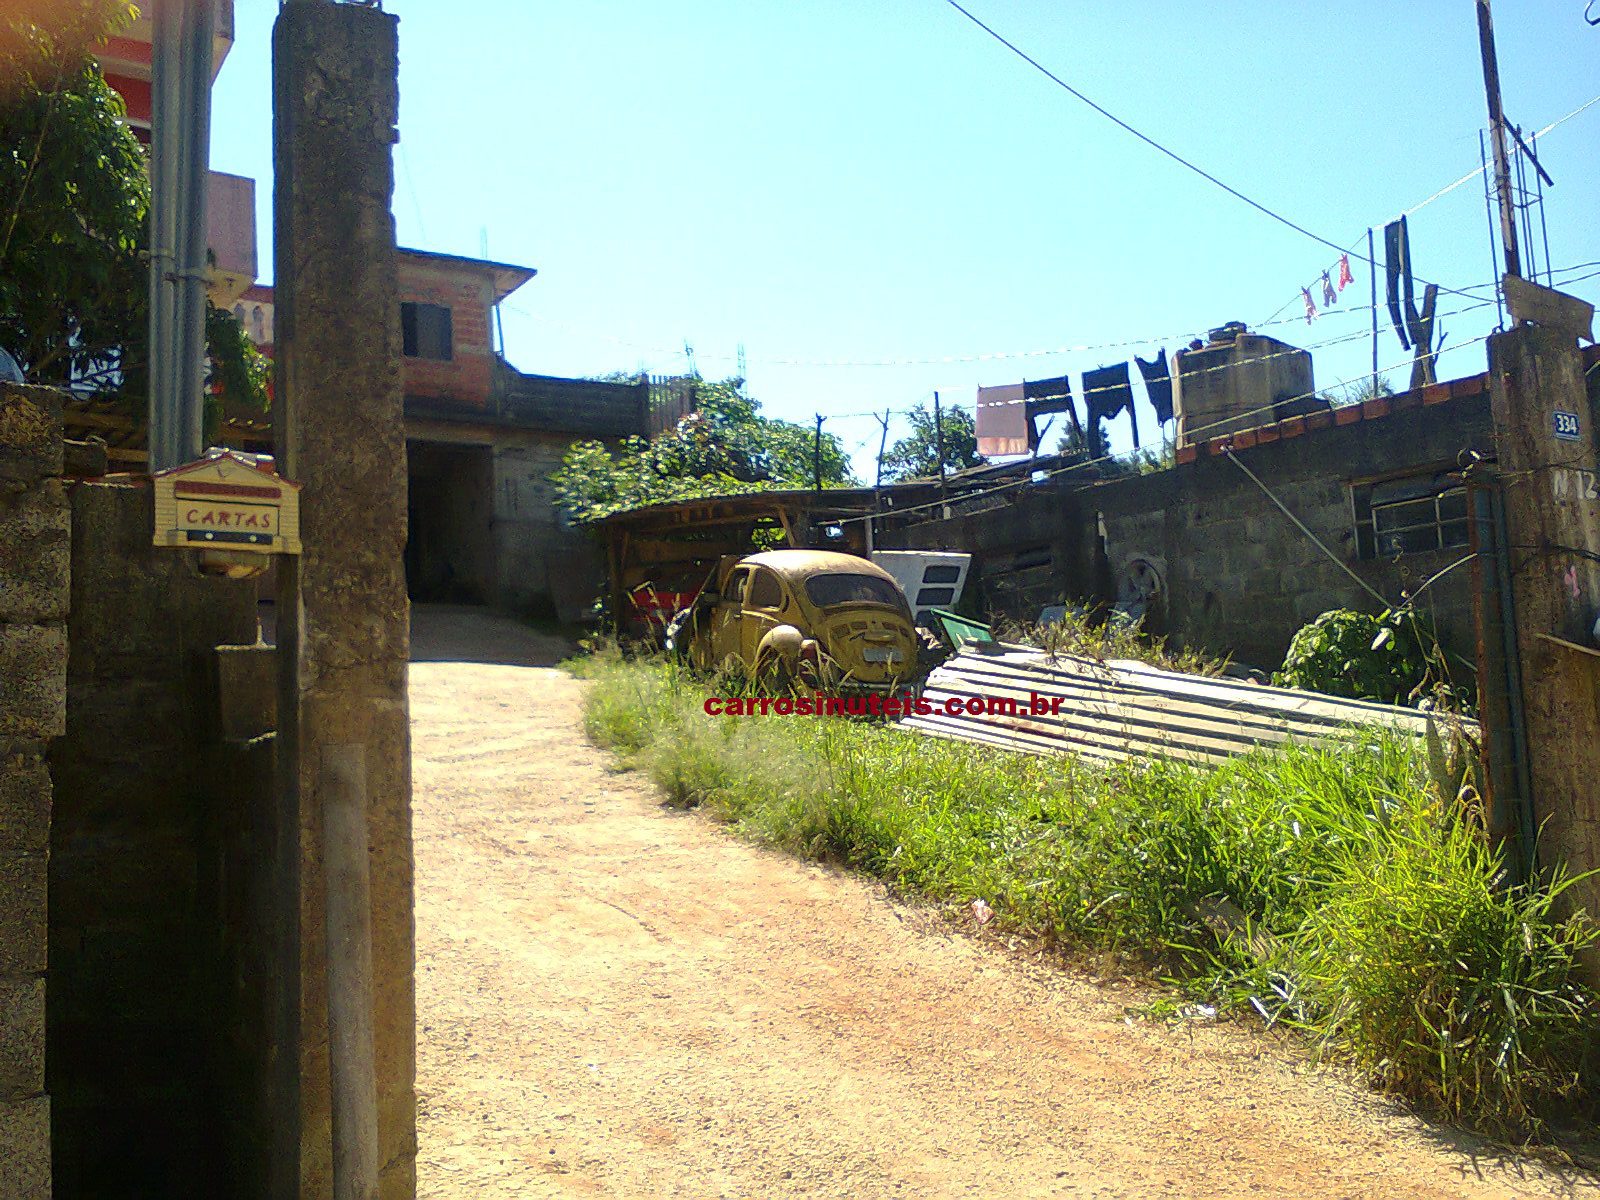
[152,448,301,576]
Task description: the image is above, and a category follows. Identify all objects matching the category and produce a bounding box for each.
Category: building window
[401,302,453,361]
[1352,471,1469,559]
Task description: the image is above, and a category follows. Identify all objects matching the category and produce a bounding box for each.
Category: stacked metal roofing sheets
[903,646,1433,766]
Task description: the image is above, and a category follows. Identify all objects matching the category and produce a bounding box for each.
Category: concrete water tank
[1173,324,1318,447]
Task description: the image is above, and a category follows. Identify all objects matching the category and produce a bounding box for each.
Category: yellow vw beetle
[673,550,918,691]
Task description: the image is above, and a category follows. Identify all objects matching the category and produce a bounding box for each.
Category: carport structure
[593,486,940,633]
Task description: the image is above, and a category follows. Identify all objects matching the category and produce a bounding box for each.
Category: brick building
[94,5,651,621]
[233,250,652,620]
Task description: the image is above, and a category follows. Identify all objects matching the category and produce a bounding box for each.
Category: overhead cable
[832,333,1498,525]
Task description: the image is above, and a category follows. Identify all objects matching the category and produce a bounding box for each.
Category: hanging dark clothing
[1083,362,1136,457]
[1133,350,1173,426]
[1023,374,1080,452]
[1383,218,1413,351]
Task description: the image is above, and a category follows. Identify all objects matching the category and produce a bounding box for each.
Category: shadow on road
[409,603,576,668]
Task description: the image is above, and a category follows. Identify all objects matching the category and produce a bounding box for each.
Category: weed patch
[573,651,1599,1138]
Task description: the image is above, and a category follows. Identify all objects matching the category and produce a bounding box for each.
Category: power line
[824,290,1525,422]
[834,333,1500,525]
[503,258,1595,382]
[940,0,1354,257]
[1259,90,1600,324]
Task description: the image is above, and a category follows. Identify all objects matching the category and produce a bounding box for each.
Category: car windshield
[804,572,904,610]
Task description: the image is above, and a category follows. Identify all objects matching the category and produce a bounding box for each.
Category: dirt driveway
[410,607,1594,1199]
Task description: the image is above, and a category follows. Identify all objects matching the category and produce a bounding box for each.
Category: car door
[710,566,751,666]
[741,566,788,666]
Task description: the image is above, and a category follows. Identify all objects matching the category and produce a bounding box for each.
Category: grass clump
[998,607,1228,678]
[571,650,1600,1138]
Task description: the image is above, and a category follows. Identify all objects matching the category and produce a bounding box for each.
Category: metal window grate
[1354,479,1469,559]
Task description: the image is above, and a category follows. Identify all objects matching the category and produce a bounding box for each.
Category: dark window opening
[921,564,962,584]
[915,586,956,606]
[805,573,906,610]
[401,302,453,361]
[1352,473,1469,559]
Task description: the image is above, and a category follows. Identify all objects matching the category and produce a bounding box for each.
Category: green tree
[880,403,983,482]
[0,1,267,417]
[552,376,856,523]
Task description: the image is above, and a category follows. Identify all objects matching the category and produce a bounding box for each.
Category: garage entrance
[406,440,495,603]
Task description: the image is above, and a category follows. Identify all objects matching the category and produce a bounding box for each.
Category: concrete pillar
[0,383,69,1200]
[271,5,415,1198]
[1487,320,1600,978]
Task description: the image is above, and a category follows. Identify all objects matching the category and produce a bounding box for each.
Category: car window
[804,573,904,610]
[724,568,751,603]
[747,568,783,610]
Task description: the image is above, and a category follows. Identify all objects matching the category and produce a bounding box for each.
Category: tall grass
[996,607,1229,678]
[571,647,1599,1137]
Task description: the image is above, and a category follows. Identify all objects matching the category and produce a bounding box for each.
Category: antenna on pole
[482,226,506,359]
[1475,0,1522,281]
[874,410,891,489]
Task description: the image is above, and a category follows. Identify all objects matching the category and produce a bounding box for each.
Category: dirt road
[411,607,1594,1199]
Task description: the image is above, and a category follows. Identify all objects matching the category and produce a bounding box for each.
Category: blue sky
[211,1,1600,478]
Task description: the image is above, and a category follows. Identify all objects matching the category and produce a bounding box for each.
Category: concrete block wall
[492,436,606,622]
[883,379,1495,674]
[875,484,1086,622]
[1095,385,1495,670]
[0,382,69,1200]
[46,480,259,1197]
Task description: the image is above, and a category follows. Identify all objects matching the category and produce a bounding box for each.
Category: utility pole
[273,2,416,1196]
[147,0,215,471]
[933,391,947,490]
[812,414,823,492]
[1475,0,1522,280]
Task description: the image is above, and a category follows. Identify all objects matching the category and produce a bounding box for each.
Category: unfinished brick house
[228,249,651,618]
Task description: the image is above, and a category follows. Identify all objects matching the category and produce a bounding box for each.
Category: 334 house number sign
[151,448,302,555]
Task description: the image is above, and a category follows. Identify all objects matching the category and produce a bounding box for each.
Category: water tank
[1173,326,1317,447]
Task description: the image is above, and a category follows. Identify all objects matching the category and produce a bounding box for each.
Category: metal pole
[1366,227,1378,390]
[174,0,214,463]
[1475,0,1522,280]
[812,414,823,492]
[1480,130,1506,326]
[1532,130,1553,287]
[147,0,182,471]
[1512,127,1535,281]
[933,391,946,490]
[874,410,890,490]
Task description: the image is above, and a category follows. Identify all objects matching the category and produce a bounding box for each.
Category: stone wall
[47,480,260,1197]
[0,383,69,1199]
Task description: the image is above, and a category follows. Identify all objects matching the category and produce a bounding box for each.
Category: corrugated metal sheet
[902,646,1433,766]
